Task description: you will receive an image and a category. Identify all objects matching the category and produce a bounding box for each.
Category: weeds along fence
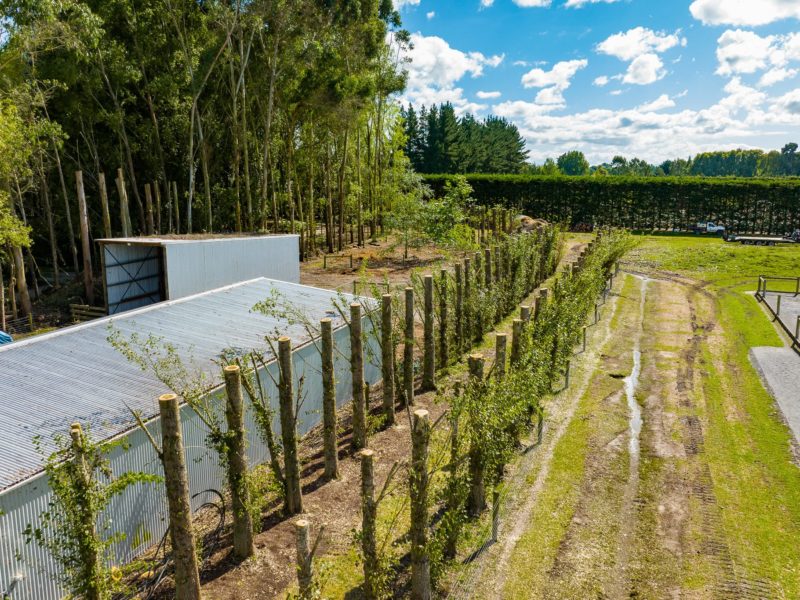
[425,175,800,235]
[756,275,800,352]
[347,229,631,600]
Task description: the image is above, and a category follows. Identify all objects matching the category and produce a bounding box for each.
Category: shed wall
[0,317,380,600]
[164,236,300,300]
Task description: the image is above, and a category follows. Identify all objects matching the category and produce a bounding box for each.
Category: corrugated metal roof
[0,278,358,492]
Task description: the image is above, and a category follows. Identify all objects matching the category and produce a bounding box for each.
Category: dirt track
[466,269,785,599]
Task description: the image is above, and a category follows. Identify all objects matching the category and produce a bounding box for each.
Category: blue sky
[392,0,800,164]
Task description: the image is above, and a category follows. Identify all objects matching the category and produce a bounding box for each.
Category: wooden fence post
[381,295,395,427]
[360,449,378,599]
[474,251,484,341]
[98,173,112,238]
[410,409,431,600]
[520,305,531,322]
[321,319,339,479]
[511,319,523,367]
[467,355,486,516]
[351,303,367,450]
[154,182,162,234]
[538,288,549,322]
[404,287,415,407]
[422,275,435,391]
[115,168,132,237]
[158,394,202,600]
[463,258,472,345]
[172,181,180,234]
[144,183,155,235]
[495,333,507,380]
[223,365,255,559]
[75,171,94,305]
[455,263,463,354]
[484,247,492,289]
[439,269,449,368]
[294,519,316,598]
[279,337,303,515]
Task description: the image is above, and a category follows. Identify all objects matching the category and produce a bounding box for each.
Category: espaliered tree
[25,423,160,600]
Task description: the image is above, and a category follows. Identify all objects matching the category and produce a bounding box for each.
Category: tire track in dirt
[627,269,777,599]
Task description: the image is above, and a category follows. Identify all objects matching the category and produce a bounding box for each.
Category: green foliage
[556,150,590,176]
[25,426,160,599]
[402,103,528,174]
[424,174,800,235]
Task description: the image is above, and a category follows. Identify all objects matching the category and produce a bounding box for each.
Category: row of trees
[426,174,800,234]
[401,103,528,175]
[0,0,416,311]
[533,145,800,178]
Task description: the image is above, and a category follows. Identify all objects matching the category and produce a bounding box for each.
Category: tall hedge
[424,174,800,234]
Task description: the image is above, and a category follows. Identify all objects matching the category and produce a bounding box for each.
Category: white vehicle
[693,221,726,234]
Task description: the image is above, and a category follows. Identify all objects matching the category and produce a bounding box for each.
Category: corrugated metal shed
[98,235,300,313]
[0,276,381,599]
[0,276,355,492]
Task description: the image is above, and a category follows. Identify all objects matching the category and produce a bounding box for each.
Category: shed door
[103,244,166,314]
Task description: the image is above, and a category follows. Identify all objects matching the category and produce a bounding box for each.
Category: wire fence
[445,277,614,600]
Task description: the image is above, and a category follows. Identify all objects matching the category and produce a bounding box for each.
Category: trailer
[724,231,800,246]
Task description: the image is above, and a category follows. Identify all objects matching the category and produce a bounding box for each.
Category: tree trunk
[350,303,367,450]
[422,275,435,391]
[321,318,339,479]
[404,287,415,407]
[53,140,80,274]
[69,424,102,600]
[144,183,155,235]
[360,449,378,599]
[39,159,60,288]
[294,519,313,598]
[158,394,202,600]
[278,337,303,515]
[98,173,112,238]
[75,171,94,305]
[410,409,431,600]
[116,168,133,237]
[381,294,395,426]
[223,365,255,560]
[11,245,32,317]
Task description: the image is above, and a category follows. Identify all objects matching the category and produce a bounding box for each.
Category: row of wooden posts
[112,230,560,599]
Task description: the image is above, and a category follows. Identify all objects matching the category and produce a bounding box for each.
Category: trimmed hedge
[424,174,800,234]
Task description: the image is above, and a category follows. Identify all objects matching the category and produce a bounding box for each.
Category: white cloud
[716,30,776,76]
[481,0,495,6]
[609,89,623,96]
[512,0,552,7]
[623,53,666,85]
[565,0,621,7]
[715,30,800,87]
[637,94,675,112]
[394,32,503,115]
[426,11,435,19]
[597,27,683,61]
[476,90,502,99]
[521,59,588,106]
[760,67,798,87]
[393,0,420,7]
[690,0,800,27]
[594,75,610,86]
[489,79,800,164]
